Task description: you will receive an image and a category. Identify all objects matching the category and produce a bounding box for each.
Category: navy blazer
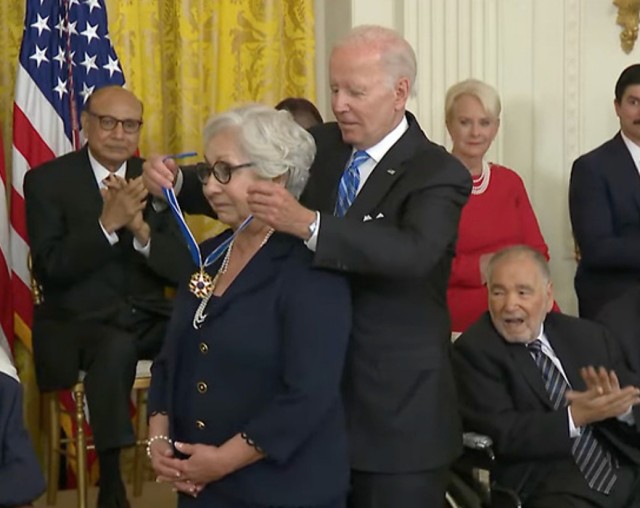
[569,132,640,318]
[149,232,351,506]
[0,373,45,507]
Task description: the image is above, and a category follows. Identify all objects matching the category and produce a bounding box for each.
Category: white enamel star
[29,45,49,68]
[31,13,50,37]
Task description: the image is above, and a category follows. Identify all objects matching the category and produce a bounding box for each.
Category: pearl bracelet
[146,434,173,459]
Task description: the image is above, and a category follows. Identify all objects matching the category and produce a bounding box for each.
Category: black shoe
[96,480,130,508]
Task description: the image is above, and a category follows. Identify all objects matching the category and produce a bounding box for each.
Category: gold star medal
[189,269,214,299]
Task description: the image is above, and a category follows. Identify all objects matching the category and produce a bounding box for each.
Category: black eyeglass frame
[86,111,143,134]
[195,161,256,184]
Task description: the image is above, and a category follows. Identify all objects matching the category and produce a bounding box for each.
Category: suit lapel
[544,317,585,391]
[347,113,425,219]
[508,342,556,410]
[609,133,640,212]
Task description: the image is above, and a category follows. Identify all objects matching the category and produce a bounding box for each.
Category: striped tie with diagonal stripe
[335,150,369,217]
[527,339,617,494]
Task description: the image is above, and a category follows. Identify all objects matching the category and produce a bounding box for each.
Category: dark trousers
[525,459,640,508]
[35,307,168,452]
[80,317,165,451]
[348,467,449,508]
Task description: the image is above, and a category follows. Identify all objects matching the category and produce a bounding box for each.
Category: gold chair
[44,360,152,507]
[30,255,153,505]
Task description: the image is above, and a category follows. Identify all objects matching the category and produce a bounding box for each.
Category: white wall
[314,0,640,315]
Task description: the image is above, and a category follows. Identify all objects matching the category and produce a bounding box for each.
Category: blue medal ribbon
[159,152,253,298]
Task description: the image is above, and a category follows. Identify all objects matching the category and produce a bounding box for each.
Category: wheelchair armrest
[463,432,494,455]
[490,484,523,508]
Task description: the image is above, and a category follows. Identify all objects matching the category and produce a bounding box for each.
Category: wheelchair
[446,432,522,508]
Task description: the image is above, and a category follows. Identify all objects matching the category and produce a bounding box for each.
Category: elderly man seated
[452,245,640,508]
[0,346,45,507]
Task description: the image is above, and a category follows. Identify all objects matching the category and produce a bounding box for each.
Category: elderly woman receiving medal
[147,104,352,508]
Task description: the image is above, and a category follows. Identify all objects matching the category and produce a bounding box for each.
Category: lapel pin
[386,169,396,175]
[363,215,373,222]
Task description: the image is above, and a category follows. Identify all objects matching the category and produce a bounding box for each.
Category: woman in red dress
[445,79,554,333]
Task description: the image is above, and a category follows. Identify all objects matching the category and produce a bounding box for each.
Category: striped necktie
[335,150,369,217]
[527,339,617,494]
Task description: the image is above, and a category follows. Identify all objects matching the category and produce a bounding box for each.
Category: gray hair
[485,245,551,285]
[202,104,316,198]
[445,79,501,122]
[335,25,417,94]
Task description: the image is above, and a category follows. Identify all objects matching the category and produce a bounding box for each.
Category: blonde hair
[445,79,501,122]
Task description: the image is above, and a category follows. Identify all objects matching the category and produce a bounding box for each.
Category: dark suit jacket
[148,232,351,506]
[0,373,45,507]
[596,285,640,375]
[178,112,471,472]
[453,312,640,501]
[24,147,190,390]
[569,132,640,318]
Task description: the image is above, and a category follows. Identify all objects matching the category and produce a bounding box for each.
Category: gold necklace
[192,228,275,329]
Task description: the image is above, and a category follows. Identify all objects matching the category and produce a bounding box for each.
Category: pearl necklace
[471,160,491,195]
[192,228,275,329]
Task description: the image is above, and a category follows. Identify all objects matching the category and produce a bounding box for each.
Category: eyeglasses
[196,161,255,184]
[86,111,143,133]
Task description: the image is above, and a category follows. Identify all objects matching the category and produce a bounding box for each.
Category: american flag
[11,0,125,351]
[10,0,126,487]
[0,126,12,359]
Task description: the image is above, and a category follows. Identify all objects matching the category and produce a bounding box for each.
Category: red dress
[447,163,552,332]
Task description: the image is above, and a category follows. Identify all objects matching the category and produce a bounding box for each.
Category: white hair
[202,104,316,198]
[335,25,417,94]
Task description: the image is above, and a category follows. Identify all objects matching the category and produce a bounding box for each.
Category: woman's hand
[151,441,205,497]
[161,442,232,485]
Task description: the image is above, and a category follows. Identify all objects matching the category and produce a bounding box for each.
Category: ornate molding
[614,0,640,53]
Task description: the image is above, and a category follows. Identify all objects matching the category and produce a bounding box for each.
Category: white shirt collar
[88,148,127,188]
[620,130,640,171]
[357,115,409,163]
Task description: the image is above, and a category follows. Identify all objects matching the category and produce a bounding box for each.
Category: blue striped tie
[335,150,369,217]
[527,340,617,494]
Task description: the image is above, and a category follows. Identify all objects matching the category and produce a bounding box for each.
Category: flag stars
[80,22,99,44]
[31,13,50,37]
[102,55,122,77]
[53,77,68,99]
[54,17,65,37]
[84,0,102,14]
[68,20,78,36]
[29,45,49,68]
[80,52,98,73]
[80,83,96,104]
[53,47,66,67]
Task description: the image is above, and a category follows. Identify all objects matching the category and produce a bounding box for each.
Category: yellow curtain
[0,0,315,473]
[106,0,316,240]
